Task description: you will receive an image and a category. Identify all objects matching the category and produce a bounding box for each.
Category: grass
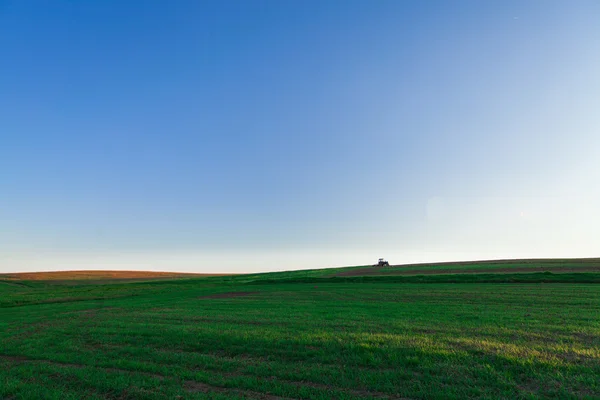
[1,258,600,399]
[249,272,600,285]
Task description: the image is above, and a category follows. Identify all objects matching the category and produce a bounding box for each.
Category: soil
[0,270,234,281]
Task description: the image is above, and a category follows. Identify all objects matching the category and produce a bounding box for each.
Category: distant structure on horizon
[375,258,390,267]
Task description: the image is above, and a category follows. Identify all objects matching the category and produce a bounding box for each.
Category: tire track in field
[0,280,31,288]
[0,353,412,399]
[0,354,289,399]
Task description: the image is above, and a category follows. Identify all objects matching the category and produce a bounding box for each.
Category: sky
[1,1,599,273]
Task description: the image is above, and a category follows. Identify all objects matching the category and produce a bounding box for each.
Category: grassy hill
[1,258,599,399]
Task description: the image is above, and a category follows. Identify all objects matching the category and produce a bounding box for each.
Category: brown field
[0,270,234,281]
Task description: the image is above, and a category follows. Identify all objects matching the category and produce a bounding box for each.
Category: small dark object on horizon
[376,258,390,267]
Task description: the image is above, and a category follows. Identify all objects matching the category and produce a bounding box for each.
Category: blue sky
[1,1,599,272]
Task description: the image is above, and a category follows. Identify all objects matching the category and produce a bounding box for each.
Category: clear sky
[1,1,599,273]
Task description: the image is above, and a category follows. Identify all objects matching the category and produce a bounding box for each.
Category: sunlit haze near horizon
[2,1,599,273]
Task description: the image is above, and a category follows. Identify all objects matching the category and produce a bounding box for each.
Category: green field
[2,259,600,399]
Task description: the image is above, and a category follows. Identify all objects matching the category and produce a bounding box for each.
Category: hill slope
[1,257,599,399]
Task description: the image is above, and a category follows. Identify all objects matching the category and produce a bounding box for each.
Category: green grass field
[2,259,600,399]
